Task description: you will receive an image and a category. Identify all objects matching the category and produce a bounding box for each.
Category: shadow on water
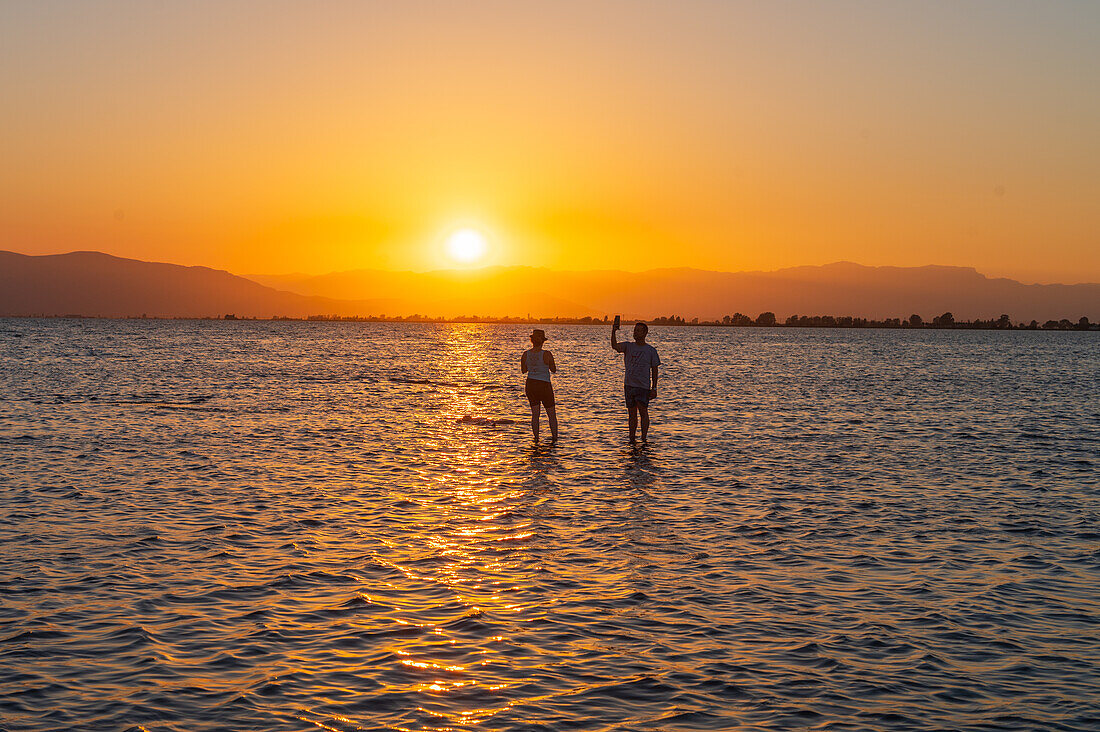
[519,441,559,495]
[619,444,665,551]
[622,443,658,495]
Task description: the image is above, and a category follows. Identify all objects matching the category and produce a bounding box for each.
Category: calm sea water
[1,319,1098,731]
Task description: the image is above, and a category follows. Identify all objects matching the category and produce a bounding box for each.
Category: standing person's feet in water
[521,329,558,441]
[611,319,660,443]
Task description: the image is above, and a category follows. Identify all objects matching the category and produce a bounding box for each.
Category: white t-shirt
[622,342,660,388]
[525,349,552,382]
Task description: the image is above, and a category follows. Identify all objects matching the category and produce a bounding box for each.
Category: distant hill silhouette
[250,261,1100,322]
[0,251,387,318]
[2,250,1096,321]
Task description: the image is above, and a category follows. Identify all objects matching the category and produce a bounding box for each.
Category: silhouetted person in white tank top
[520,329,558,441]
[611,320,660,443]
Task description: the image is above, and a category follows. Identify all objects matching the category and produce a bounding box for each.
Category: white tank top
[526,349,551,382]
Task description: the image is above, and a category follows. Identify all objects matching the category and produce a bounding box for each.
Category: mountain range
[2,249,1097,322]
[0,251,380,318]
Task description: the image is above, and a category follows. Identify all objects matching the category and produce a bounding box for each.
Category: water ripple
[1,320,1098,730]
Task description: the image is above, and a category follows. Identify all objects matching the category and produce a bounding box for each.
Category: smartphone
[613,315,621,330]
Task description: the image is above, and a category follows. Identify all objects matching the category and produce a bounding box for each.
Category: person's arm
[650,364,659,398]
[545,350,557,373]
[520,350,528,374]
[611,322,625,352]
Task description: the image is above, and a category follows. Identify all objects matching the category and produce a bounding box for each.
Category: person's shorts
[624,385,652,408]
[525,378,555,408]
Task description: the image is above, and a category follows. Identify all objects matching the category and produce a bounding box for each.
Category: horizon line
[3,312,1095,331]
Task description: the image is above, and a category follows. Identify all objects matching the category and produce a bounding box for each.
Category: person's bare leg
[530,403,540,441]
[639,404,650,442]
[628,405,638,443]
[545,404,559,441]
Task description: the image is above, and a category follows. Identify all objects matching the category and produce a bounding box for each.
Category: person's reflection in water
[518,442,560,526]
[624,444,658,496]
[524,442,560,484]
[620,445,664,597]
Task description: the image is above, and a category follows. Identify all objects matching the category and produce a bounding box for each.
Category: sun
[445,228,488,264]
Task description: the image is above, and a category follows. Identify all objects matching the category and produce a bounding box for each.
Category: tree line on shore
[278,311,1095,330]
[19,312,1096,329]
[654,312,1095,330]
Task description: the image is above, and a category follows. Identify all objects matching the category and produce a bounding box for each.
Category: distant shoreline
[3,314,1096,331]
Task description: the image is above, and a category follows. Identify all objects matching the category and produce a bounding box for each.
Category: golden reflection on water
[437,324,496,421]
[375,324,541,724]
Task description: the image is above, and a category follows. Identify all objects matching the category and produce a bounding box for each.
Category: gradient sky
[2,1,1098,282]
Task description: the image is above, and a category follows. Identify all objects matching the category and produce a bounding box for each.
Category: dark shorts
[625,385,652,408]
[525,378,555,408]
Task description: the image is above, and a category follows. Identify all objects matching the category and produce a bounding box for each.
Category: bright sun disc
[446,228,487,263]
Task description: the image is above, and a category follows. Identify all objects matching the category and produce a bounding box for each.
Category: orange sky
[1,1,1098,283]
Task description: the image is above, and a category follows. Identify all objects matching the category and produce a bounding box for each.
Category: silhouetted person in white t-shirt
[611,320,660,443]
